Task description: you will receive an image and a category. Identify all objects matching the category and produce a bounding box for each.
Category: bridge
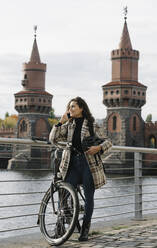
[0,138,157,247]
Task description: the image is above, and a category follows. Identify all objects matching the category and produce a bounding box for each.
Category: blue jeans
[65,154,95,224]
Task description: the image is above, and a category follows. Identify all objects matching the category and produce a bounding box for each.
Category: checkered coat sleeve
[49,119,112,189]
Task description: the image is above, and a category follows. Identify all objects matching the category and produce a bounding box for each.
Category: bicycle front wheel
[39,181,79,246]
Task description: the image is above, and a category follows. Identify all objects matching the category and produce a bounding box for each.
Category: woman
[49,96,112,241]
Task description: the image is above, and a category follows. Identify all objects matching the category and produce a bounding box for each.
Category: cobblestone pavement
[1,218,157,248]
[60,221,157,248]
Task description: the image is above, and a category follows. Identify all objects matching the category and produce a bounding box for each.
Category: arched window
[113,116,117,130]
[133,116,136,131]
[149,136,156,148]
[132,140,136,146]
[20,120,27,132]
[133,90,136,95]
[24,74,27,79]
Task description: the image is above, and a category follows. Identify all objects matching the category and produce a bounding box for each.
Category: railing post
[134,152,143,220]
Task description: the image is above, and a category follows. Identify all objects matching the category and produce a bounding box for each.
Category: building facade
[8,30,53,169]
[14,31,53,140]
[102,17,157,168]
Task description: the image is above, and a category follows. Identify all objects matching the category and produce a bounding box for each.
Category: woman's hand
[60,111,69,124]
[86,145,101,155]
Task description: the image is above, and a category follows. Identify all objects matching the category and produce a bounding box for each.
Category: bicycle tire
[39,181,79,246]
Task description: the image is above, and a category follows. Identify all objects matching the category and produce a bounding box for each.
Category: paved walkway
[1,217,157,247]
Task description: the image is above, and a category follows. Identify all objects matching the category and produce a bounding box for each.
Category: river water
[0,170,157,239]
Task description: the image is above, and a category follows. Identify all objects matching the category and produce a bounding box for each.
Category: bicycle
[37,140,85,246]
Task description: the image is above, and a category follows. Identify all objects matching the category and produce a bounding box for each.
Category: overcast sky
[0,0,157,121]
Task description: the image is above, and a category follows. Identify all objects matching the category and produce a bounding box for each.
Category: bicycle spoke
[39,183,79,246]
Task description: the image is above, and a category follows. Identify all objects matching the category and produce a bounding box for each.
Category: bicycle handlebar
[31,136,51,144]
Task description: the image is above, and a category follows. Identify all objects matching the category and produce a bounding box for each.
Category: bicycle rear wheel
[39,181,79,246]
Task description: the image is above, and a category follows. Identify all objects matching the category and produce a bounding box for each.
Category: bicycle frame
[50,179,85,218]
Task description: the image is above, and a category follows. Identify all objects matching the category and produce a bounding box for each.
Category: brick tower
[102,16,147,166]
[8,28,53,169]
[14,27,53,139]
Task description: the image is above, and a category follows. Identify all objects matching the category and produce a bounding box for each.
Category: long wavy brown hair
[67,96,95,124]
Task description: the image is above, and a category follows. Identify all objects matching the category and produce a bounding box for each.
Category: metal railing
[0,137,157,238]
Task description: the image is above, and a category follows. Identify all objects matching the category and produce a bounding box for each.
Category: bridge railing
[0,137,157,238]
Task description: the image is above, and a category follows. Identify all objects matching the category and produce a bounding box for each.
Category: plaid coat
[49,119,112,189]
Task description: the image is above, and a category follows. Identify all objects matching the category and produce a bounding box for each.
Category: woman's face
[69,101,83,118]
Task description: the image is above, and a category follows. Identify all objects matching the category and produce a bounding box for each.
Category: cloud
[45,52,108,118]
[0,50,157,121]
[138,53,157,122]
[44,51,157,121]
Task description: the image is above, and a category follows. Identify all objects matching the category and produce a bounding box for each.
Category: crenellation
[0,127,14,132]
[111,48,139,59]
[0,127,15,138]
[145,122,157,129]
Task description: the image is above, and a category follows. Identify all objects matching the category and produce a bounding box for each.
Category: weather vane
[123,6,128,20]
[34,25,37,38]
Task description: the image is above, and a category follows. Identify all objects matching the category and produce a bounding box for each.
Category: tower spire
[119,6,132,49]
[30,25,41,63]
